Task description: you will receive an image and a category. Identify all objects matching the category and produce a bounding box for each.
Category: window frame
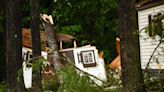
[80,50,96,67]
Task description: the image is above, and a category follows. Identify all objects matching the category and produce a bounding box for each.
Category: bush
[43,74,59,92]
[144,76,164,92]
[58,65,101,92]
[0,82,5,92]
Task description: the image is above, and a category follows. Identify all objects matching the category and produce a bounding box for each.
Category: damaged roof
[22,28,75,49]
[136,0,164,11]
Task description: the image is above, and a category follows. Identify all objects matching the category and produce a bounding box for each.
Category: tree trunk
[30,0,42,91]
[119,0,146,92]
[6,0,25,92]
[43,22,62,72]
[41,14,62,72]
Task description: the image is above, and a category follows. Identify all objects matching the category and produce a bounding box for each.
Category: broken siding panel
[138,4,164,69]
[59,50,75,63]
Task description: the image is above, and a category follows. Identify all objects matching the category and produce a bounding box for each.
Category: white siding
[138,4,164,69]
[60,46,107,86]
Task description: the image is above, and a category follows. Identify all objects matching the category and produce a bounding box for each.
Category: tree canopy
[20,0,119,63]
[52,0,119,63]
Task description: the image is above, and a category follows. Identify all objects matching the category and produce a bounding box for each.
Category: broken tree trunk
[41,14,62,72]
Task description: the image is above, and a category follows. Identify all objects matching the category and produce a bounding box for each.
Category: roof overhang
[136,0,164,11]
[22,28,75,49]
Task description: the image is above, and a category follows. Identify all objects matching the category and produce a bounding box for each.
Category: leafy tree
[52,0,118,63]
[18,0,119,63]
[119,0,146,92]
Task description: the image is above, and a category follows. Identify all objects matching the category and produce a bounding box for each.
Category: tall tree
[30,0,42,91]
[119,0,146,92]
[30,0,41,57]
[6,0,25,92]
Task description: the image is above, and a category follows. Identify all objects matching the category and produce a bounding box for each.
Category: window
[148,15,153,36]
[81,50,96,67]
[148,13,164,37]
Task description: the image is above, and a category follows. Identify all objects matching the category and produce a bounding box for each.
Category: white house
[59,45,107,85]
[22,28,107,88]
[22,45,107,88]
[136,0,164,70]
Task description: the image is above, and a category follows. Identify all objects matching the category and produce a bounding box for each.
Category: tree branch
[144,37,163,74]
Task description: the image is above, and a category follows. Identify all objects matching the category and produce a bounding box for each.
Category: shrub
[0,82,5,92]
[58,65,101,92]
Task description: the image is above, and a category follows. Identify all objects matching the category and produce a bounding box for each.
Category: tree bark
[30,0,41,57]
[30,0,42,91]
[119,0,146,92]
[6,0,25,92]
[43,22,62,72]
[41,14,62,72]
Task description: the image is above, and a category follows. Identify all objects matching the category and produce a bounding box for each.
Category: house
[136,0,164,70]
[109,0,164,73]
[22,28,107,88]
[59,45,107,85]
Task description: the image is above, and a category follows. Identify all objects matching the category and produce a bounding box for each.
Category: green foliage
[17,68,23,83]
[32,58,44,73]
[144,76,164,92]
[52,0,118,63]
[106,70,121,87]
[43,74,59,92]
[144,12,164,92]
[146,12,164,38]
[60,25,82,36]
[22,0,52,28]
[0,0,5,32]
[0,82,5,92]
[0,16,4,32]
[104,69,122,92]
[58,65,101,92]
[20,0,119,63]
